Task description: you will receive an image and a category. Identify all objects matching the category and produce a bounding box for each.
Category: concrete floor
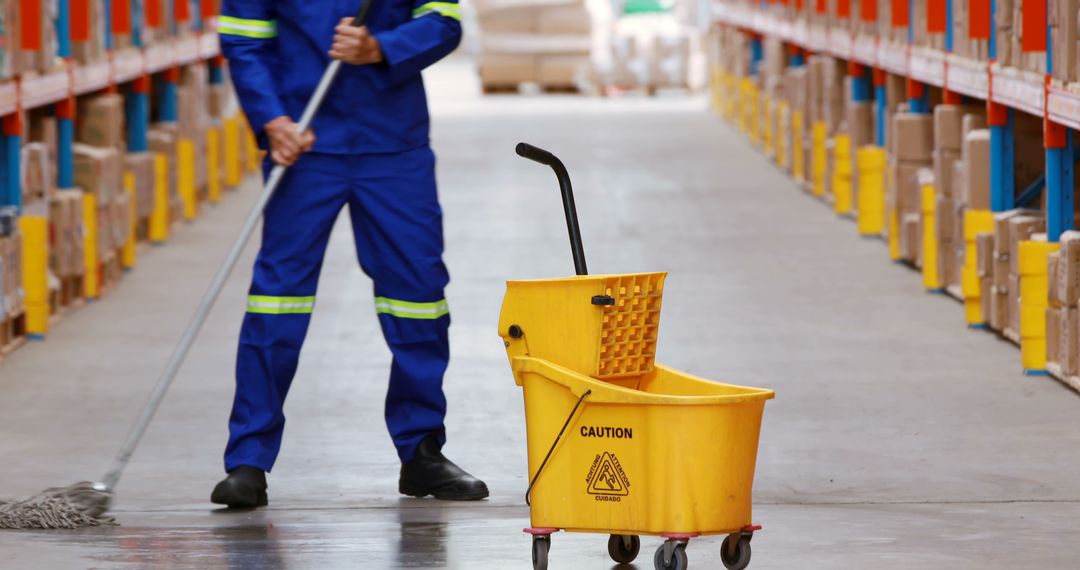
[2,59,1080,569]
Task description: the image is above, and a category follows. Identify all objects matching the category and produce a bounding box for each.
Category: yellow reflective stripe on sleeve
[219,15,278,39]
[412,2,461,21]
[247,295,316,314]
[374,297,450,319]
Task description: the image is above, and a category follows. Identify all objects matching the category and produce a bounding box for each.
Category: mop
[0,0,373,529]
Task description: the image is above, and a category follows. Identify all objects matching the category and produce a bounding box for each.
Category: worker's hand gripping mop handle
[515,142,589,276]
[99,0,374,493]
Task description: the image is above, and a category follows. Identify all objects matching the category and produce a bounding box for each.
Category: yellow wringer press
[501,144,775,570]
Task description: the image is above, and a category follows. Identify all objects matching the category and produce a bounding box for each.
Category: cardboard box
[73,144,122,201]
[976,232,995,277]
[1051,0,1079,82]
[538,55,589,87]
[124,152,156,220]
[21,143,53,204]
[1008,216,1047,275]
[48,190,85,278]
[1063,307,1079,375]
[1058,231,1080,305]
[934,105,966,151]
[1049,251,1062,307]
[936,196,956,244]
[112,193,131,250]
[901,213,921,264]
[963,130,991,209]
[990,287,1009,331]
[962,113,988,142]
[149,124,179,208]
[1008,273,1022,333]
[933,149,961,199]
[537,4,591,35]
[893,113,934,162]
[892,161,928,215]
[979,276,992,322]
[479,53,537,86]
[77,94,125,150]
[28,116,58,176]
[1048,306,1062,364]
[950,158,965,206]
[939,237,958,288]
[848,102,875,148]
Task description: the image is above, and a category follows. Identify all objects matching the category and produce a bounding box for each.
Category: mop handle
[515,143,588,276]
[101,0,374,492]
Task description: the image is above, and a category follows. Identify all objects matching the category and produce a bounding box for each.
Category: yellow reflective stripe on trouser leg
[247,295,316,314]
[412,2,461,20]
[218,16,278,39]
[374,297,450,319]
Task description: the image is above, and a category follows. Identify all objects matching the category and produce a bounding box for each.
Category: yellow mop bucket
[505,144,774,570]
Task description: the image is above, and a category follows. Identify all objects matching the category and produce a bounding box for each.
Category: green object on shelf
[623,0,672,14]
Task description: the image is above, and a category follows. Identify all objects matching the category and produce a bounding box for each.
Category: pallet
[481,82,588,95]
[59,275,85,309]
[1001,327,1021,346]
[1046,362,1080,394]
[1,312,27,355]
[945,285,964,302]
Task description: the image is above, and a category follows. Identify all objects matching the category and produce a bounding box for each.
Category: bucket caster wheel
[720,533,752,570]
[608,534,640,564]
[531,535,550,570]
[653,541,688,570]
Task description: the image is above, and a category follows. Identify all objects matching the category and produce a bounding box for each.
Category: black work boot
[211,466,268,508]
[399,434,489,501]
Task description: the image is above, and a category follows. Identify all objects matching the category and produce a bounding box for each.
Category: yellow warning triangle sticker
[587,452,629,496]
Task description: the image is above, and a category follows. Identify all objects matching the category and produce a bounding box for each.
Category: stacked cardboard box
[0,205,22,323]
[996,0,1047,73]
[879,0,908,43]
[73,143,123,271]
[1054,232,1080,376]
[910,0,947,50]
[125,153,157,222]
[28,114,58,184]
[180,65,212,196]
[72,0,108,64]
[149,123,181,222]
[651,32,693,90]
[935,107,987,288]
[1048,251,1062,365]
[78,94,126,151]
[21,143,53,205]
[476,0,593,91]
[1050,0,1079,82]
[73,144,122,203]
[951,0,991,60]
[847,100,874,204]
[48,189,86,282]
[988,211,1043,332]
[784,65,808,178]
[890,113,933,263]
[0,221,24,323]
[1013,112,1046,195]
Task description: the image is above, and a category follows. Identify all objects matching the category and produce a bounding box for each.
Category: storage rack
[0,1,259,362]
[709,0,1080,392]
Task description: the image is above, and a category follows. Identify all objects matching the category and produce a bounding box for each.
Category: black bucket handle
[516,143,588,276]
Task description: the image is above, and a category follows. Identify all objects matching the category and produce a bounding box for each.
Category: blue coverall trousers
[224,147,450,472]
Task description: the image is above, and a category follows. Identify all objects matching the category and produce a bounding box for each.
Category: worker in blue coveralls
[210,0,488,507]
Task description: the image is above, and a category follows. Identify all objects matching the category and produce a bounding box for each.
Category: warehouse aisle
[2,60,1080,569]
